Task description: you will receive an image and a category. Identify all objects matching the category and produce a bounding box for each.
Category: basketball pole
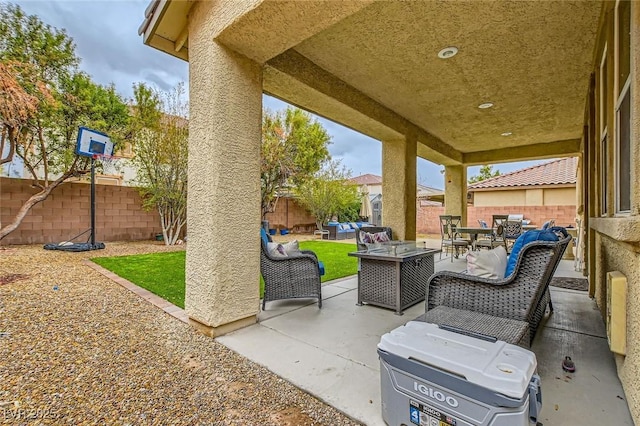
[90,155,96,247]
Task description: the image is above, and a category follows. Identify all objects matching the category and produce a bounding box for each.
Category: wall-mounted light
[478,102,494,109]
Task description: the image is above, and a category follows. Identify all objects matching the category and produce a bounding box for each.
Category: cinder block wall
[264,197,317,232]
[416,204,445,234]
[1,178,162,245]
[417,204,576,234]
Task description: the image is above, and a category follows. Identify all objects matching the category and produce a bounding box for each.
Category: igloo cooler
[378,321,541,426]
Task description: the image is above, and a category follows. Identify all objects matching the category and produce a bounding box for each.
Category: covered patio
[218,255,633,425]
[139,1,640,423]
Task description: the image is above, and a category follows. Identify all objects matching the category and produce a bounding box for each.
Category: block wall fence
[1,180,576,245]
[264,197,317,233]
[416,203,577,235]
[267,198,577,235]
[1,178,162,245]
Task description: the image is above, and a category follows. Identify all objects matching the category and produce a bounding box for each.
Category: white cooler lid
[378,321,537,398]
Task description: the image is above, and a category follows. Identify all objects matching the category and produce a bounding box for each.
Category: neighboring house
[1,136,138,186]
[417,185,444,205]
[350,174,383,224]
[417,158,578,235]
[467,157,578,228]
[349,173,382,195]
[350,174,444,225]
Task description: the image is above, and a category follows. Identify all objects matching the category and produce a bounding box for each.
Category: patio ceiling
[141,0,603,166]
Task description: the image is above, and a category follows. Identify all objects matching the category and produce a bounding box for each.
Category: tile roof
[468,157,578,190]
[350,174,382,185]
[417,186,443,197]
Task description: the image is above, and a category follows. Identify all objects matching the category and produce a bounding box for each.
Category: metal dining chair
[504,220,524,253]
[475,215,508,250]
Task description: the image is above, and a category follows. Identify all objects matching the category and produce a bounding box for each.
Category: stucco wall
[593,234,640,420]
[473,187,575,207]
[367,183,382,194]
[586,3,640,422]
[0,177,162,245]
[383,137,417,240]
[474,190,526,206]
[184,0,262,333]
[544,187,577,205]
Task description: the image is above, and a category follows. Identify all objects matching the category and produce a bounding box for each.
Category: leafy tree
[130,82,188,245]
[261,107,331,218]
[339,200,362,223]
[468,164,501,184]
[294,160,360,230]
[0,3,129,240]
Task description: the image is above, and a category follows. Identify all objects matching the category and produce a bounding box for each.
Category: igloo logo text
[413,382,460,408]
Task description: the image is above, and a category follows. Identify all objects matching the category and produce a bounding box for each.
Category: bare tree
[130,83,188,245]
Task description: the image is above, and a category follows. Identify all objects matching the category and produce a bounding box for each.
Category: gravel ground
[0,242,361,425]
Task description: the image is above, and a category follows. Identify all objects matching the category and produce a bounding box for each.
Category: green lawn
[92,251,186,308]
[91,241,358,309]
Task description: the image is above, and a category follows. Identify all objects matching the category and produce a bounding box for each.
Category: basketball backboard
[75,127,114,158]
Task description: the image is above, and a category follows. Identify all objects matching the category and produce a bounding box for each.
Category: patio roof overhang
[140,0,602,167]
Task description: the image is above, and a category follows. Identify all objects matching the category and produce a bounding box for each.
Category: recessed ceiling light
[501,132,512,136]
[437,47,458,59]
[478,102,494,109]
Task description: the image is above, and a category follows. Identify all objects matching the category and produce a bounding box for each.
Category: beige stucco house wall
[586,2,640,417]
[473,187,576,207]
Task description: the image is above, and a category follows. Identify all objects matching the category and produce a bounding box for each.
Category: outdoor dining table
[452,226,494,250]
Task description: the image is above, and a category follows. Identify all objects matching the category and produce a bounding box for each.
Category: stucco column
[382,136,417,240]
[444,165,467,224]
[186,2,262,336]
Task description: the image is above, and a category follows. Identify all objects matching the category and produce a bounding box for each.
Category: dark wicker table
[414,306,531,348]
[348,246,438,315]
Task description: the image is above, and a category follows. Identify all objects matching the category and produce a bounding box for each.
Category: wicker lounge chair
[260,231,323,310]
[355,226,392,251]
[425,231,571,343]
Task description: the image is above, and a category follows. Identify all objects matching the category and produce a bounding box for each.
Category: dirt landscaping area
[0,241,359,425]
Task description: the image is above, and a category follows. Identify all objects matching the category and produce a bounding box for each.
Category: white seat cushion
[466,245,508,279]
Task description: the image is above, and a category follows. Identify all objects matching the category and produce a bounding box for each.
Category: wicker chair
[426,231,571,343]
[355,226,392,251]
[260,232,323,310]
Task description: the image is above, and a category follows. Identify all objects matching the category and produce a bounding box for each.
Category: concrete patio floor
[218,253,634,425]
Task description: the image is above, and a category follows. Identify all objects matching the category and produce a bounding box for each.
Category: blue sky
[13,0,546,189]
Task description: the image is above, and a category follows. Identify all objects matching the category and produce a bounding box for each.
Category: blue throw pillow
[318,260,325,276]
[260,228,270,246]
[504,229,559,277]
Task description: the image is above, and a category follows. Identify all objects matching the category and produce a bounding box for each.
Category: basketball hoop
[91,153,120,175]
[43,127,122,252]
[92,152,115,162]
